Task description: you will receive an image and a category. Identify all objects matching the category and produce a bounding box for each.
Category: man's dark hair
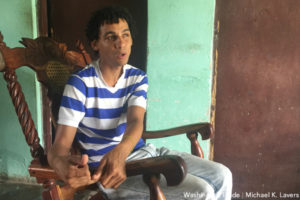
[85,6,136,44]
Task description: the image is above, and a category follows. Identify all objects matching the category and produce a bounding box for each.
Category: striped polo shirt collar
[92,59,127,92]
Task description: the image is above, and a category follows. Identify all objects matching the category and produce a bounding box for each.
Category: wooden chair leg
[89,192,108,200]
[143,174,166,200]
[42,179,63,200]
[60,185,77,200]
[42,185,63,200]
[41,179,78,200]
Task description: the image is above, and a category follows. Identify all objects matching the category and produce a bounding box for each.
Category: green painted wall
[0,0,41,179]
[146,0,216,158]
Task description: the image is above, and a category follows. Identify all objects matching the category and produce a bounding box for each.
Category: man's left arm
[92,106,146,188]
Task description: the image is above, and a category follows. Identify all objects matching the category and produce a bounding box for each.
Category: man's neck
[99,63,124,87]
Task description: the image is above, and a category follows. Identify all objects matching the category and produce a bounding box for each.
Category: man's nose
[115,36,126,49]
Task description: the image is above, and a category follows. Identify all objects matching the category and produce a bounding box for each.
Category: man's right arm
[47,124,97,188]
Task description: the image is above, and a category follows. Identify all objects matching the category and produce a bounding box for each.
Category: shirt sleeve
[128,75,148,110]
[57,74,86,127]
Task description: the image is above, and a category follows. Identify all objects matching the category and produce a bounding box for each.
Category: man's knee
[198,183,215,200]
[171,183,215,200]
[177,174,216,200]
[216,163,232,186]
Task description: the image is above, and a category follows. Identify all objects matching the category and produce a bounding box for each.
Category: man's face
[91,19,132,68]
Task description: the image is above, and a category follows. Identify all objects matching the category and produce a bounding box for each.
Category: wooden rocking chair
[0,32,213,200]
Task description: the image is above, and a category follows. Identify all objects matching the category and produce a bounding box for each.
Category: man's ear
[90,40,98,51]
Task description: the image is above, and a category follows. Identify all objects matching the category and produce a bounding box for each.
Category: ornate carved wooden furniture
[0,32,213,200]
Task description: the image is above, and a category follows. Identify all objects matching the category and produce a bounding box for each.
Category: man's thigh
[106,143,216,200]
[157,146,232,196]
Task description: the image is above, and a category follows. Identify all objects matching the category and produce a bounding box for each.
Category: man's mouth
[118,53,126,59]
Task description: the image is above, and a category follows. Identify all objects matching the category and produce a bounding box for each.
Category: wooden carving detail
[0,33,90,86]
[76,40,92,65]
[186,132,204,158]
[18,37,89,85]
[18,37,91,122]
[3,68,45,161]
[186,124,214,158]
[0,32,91,162]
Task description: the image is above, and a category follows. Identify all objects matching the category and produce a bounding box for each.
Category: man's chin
[111,62,128,68]
[117,60,129,67]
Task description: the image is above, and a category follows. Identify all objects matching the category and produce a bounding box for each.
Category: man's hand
[91,106,146,189]
[48,125,97,189]
[54,154,97,189]
[92,145,128,189]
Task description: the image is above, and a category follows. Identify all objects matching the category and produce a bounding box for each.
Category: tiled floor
[0,179,43,200]
[0,179,98,200]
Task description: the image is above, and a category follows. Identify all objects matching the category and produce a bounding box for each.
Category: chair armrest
[126,155,187,186]
[29,155,187,187]
[28,159,60,181]
[142,122,213,140]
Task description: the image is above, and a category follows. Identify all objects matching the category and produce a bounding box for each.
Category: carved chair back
[0,33,91,162]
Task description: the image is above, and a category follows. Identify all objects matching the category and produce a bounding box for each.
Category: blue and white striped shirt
[57,60,148,167]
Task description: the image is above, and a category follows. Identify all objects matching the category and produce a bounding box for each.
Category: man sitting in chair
[47,6,232,200]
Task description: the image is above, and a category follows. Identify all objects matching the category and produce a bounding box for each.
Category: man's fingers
[112,177,126,189]
[102,175,126,189]
[66,163,90,179]
[68,154,89,167]
[100,172,113,187]
[101,171,126,188]
[92,159,106,180]
[68,155,84,166]
[80,154,89,166]
[77,166,90,177]
[68,175,98,189]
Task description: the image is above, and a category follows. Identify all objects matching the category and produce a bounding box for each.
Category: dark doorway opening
[47,0,148,71]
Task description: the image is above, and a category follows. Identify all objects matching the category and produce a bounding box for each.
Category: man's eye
[106,35,116,40]
[123,33,130,38]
